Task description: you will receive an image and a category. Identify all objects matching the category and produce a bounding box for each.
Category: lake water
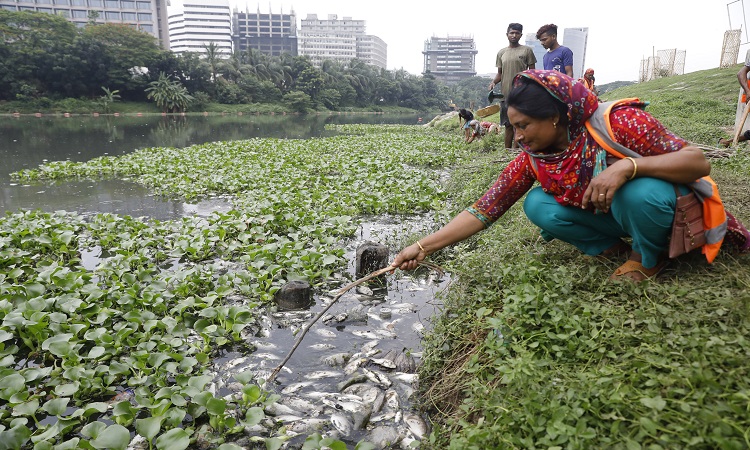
[1,112,447,446]
[0,112,423,218]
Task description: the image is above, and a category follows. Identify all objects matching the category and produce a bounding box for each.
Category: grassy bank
[418,66,750,448]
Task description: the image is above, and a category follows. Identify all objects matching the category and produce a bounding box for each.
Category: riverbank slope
[418,65,750,448]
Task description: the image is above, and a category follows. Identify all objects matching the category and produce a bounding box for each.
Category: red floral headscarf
[511,69,606,207]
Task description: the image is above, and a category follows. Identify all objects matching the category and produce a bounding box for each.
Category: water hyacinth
[1,125,467,448]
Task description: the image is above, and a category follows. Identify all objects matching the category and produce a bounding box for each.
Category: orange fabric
[585,99,727,263]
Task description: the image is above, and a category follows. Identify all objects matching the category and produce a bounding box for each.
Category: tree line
[0,10,491,112]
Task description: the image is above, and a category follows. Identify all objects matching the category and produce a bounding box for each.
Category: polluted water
[205,216,449,449]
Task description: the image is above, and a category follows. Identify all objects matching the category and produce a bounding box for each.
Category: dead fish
[309,343,336,351]
[250,341,278,351]
[411,322,425,335]
[281,381,316,395]
[350,330,380,340]
[389,302,418,312]
[313,328,337,338]
[369,411,397,423]
[252,352,280,360]
[331,411,354,436]
[372,389,386,414]
[394,351,416,373]
[344,357,369,375]
[305,370,341,380]
[391,372,419,385]
[385,389,400,410]
[322,353,350,367]
[279,397,319,413]
[356,285,374,296]
[370,358,397,370]
[361,367,392,388]
[361,340,380,353]
[286,418,328,434]
[403,412,429,439]
[264,402,302,417]
[336,374,369,392]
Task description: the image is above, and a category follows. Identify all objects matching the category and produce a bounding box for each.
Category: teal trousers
[522,178,686,269]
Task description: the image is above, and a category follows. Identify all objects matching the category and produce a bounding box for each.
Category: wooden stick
[266,261,444,383]
[733,101,750,146]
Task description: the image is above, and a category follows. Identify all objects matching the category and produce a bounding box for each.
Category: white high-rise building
[422,35,477,85]
[298,14,386,69]
[168,0,232,57]
[562,27,589,79]
[524,33,547,69]
[0,0,170,49]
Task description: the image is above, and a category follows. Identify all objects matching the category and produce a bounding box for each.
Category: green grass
[417,66,750,449]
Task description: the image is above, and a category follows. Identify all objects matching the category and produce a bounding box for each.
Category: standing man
[489,23,536,149]
[719,62,750,147]
[536,23,574,77]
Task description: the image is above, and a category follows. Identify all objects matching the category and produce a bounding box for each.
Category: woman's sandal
[596,240,631,261]
[609,259,669,282]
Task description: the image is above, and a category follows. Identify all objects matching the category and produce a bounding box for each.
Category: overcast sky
[228,1,748,85]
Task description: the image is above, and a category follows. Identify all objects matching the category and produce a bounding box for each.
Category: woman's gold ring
[599,194,605,197]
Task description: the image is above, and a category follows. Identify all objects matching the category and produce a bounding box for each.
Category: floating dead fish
[309,343,336,351]
[403,412,429,439]
[279,397,319,414]
[265,402,302,417]
[361,367,392,388]
[391,372,419,386]
[344,357,369,375]
[356,285,374,296]
[331,411,354,436]
[252,352,280,361]
[370,358,397,370]
[361,340,380,353]
[281,381,316,395]
[286,418,328,434]
[385,388,400,410]
[394,351,416,373]
[389,302,418,312]
[336,374,368,392]
[322,353,350,367]
[369,411,397,423]
[306,370,342,380]
[273,414,305,423]
[250,341,278,351]
[313,328,337,338]
[411,322,425,335]
[366,425,400,448]
[350,329,380,340]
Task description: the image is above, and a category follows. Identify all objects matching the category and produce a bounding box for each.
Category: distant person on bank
[536,23,574,77]
[719,61,750,147]
[578,68,599,98]
[489,23,536,150]
[393,70,750,282]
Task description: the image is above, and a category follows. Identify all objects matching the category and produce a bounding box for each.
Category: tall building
[298,14,386,69]
[562,27,589,79]
[0,0,170,49]
[422,35,477,85]
[233,6,297,56]
[168,0,232,57]
[524,33,547,69]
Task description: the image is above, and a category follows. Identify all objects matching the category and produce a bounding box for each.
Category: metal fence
[720,29,742,67]
[639,49,687,82]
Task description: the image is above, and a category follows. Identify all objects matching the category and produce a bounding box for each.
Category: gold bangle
[415,240,426,252]
[625,157,638,180]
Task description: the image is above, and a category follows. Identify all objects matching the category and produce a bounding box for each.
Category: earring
[553,122,557,128]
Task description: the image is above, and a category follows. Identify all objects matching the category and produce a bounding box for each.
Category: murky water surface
[2,113,446,447]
